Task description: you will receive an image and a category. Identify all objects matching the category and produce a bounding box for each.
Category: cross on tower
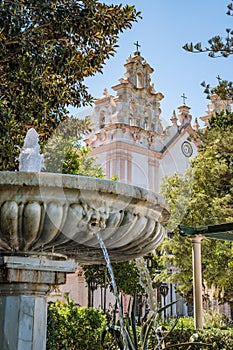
[134,41,141,51]
[181,93,187,105]
[216,75,222,84]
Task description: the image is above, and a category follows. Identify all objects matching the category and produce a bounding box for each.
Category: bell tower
[124,42,154,91]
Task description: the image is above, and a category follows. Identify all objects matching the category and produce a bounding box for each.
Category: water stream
[135,257,157,313]
[95,231,129,349]
[18,128,43,172]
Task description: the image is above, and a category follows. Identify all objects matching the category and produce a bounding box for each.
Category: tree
[161,0,233,303]
[183,1,233,58]
[183,1,233,101]
[43,119,104,177]
[0,0,140,170]
[81,252,162,298]
[81,260,145,297]
[159,111,233,303]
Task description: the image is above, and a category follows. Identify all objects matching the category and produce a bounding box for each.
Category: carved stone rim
[0,171,170,222]
[0,172,170,263]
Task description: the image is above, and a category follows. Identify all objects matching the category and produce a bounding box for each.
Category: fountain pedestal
[0,255,76,350]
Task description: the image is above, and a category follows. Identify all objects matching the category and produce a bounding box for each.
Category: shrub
[160,317,233,349]
[47,300,233,350]
[47,298,107,350]
[204,310,232,329]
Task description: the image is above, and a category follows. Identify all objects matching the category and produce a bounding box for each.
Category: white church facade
[85,48,199,191]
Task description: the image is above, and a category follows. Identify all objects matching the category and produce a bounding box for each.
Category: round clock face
[181,141,193,157]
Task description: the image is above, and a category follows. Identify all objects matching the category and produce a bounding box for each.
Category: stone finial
[170,110,178,124]
[178,104,192,126]
[126,54,132,62]
[193,117,200,131]
[103,88,109,97]
[150,83,156,93]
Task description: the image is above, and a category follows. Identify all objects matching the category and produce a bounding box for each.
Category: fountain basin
[0,171,170,264]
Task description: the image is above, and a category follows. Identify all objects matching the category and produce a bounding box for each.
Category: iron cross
[134,41,141,51]
[216,75,222,84]
[181,93,187,104]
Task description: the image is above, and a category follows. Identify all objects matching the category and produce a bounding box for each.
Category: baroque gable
[88,50,164,136]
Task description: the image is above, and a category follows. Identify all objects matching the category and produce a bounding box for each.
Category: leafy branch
[183,1,233,58]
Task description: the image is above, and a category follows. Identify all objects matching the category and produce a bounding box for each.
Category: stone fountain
[0,129,170,350]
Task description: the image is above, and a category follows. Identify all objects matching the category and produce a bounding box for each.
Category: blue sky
[75,0,233,125]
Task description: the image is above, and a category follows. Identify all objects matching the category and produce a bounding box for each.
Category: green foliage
[81,260,146,296]
[159,112,233,301]
[102,296,179,350]
[163,323,233,350]
[199,329,233,349]
[43,119,104,177]
[110,174,119,181]
[102,297,159,350]
[183,1,233,58]
[47,299,233,350]
[0,0,140,170]
[204,310,232,329]
[81,253,163,298]
[150,317,233,349]
[47,298,107,350]
[45,139,104,177]
[160,171,194,232]
[113,260,146,296]
[183,1,233,101]
[212,80,233,101]
[208,110,233,129]
[201,80,233,101]
[175,317,196,329]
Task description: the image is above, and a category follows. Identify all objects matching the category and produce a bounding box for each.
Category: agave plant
[101,295,178,350]
[101,296,214,350]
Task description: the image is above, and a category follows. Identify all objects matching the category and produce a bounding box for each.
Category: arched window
[99,111,105,128]
[136,71,143,88]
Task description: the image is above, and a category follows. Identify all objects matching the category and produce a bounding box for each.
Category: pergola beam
[179,222,233,241]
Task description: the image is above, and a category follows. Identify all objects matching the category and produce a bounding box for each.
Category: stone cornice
[90,140,163,159]
[112,80,164,101]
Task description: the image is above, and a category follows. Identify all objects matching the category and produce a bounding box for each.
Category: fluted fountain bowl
[0,172,170,264]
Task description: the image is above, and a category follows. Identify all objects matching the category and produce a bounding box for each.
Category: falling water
[18,128,44,172]
[95,231,129,349]
[135,257,156,313]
